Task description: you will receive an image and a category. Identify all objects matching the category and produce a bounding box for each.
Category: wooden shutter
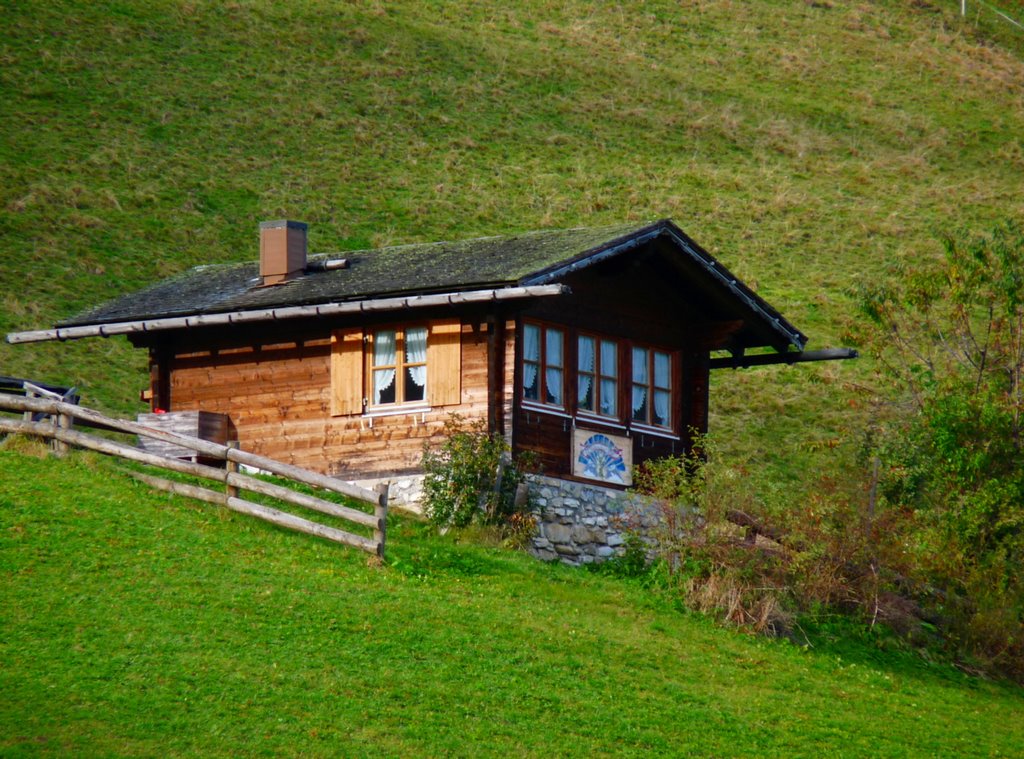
[427,318,462,407]
[331,328,363,416]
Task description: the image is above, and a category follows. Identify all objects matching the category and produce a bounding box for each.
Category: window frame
[521,320,567,410]
[576,332,620,421]
[365,323,430,411]
[518,320,678,435]
[629,345,674,430]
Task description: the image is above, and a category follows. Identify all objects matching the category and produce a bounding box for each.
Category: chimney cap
[259,219,308,231]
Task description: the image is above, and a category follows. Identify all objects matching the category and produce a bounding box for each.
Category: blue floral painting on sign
[576,432,629,485]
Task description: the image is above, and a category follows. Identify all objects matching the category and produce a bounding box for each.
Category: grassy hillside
[2,446,1023,757]
[2,0,1023,485]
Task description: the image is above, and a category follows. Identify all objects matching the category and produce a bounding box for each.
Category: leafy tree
[856,220,1024,677]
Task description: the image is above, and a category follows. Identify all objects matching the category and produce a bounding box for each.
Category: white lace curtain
[373,330,396,404]
[545,329,563,404]
[631,347,647,414]
[600,340,617,415]
[653,351,670,423]
[577,336,595,406]
[523,324,539,393]
[405,327,427,390]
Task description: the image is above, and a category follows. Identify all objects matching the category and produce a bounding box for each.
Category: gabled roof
[60,222,651,327]
[18,220,805,351]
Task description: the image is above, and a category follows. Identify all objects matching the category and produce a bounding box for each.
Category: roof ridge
[307,221,658,260]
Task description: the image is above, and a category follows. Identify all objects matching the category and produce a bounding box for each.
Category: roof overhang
[708,347,858,370]
[521,220,806,352]
[6,285,568,345]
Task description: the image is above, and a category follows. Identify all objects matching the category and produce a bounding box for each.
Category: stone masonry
[349,472,660,568]
[525,473,660,566]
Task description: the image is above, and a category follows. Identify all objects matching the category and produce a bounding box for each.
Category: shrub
[420,415,532,530]
[852,220,1024,680]
[633,440,923,642]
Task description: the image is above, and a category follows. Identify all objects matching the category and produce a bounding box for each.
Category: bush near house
[421,415,533,529]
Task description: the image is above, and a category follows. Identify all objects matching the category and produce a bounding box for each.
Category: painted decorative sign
[572,429,632,486]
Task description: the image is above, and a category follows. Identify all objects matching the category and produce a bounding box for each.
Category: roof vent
[306,258,349,273]
[259,220,307,286]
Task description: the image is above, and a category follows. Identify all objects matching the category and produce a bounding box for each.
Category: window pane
[546,328,563,368]
[600,378,617,416]
[523,362,539,400]
[600,340,617,377]
[546,367,563,405]
[653,390,670,426]
[632,347,648,384]
[578,374,593,411]
[523,324,540,362]
[654,351,670,388]
[578,336,595,373]
[404,366,425,402]
[631,385,647,422]
[374,368,396,404]
[406,327,428,363]
[373,330,396,367]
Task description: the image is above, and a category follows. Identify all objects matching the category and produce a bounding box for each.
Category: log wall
[165,320,491,479]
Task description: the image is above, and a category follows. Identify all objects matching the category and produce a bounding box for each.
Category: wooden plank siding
[508,255,723,485]
[163,319,492,479]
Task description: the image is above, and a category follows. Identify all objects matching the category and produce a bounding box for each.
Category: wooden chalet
[7,219,853,493]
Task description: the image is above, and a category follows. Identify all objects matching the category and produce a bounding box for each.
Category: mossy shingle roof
[61,222,650,327]
[58,219,805,350]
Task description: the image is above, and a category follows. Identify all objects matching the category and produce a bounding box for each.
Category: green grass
[1,446,1022,757]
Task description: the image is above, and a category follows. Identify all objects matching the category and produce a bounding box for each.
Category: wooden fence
[0,394,387,557]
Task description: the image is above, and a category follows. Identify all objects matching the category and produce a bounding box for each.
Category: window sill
[629,423,680,441]
[363,405,432,419]
[575,414,628,432]
[521,404,680,440]
[521,401,571,419]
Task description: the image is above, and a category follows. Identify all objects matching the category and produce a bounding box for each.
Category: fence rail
[0,395,387,557]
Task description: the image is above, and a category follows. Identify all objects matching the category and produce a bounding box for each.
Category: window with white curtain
[522,321,564,408]
[522,321,673,431]
[631,346,671,428]
[369,325,428,407]
[578,334,618,418]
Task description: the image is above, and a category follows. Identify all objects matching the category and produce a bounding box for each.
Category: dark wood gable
[509,234,781,484]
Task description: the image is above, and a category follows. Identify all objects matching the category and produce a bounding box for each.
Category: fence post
[22,388,36,422]
[374,482,389,559]
[225,441,240,499]
[52,410,71,457]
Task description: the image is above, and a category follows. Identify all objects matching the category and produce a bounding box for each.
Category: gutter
[6,284,568,345]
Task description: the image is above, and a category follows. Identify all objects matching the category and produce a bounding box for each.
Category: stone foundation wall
[348,472,660,567]
[526,474,660,566]
[348,474,425,514]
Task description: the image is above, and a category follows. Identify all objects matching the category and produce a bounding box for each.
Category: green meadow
[2,447,1023,757]
[2,1,1023,754]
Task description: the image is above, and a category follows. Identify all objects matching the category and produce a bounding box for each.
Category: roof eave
[521,219,806,352]
[7,285,569,345]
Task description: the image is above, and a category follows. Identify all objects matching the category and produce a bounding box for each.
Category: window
[522,322,565,407]
[631,347,672,428]
[518,321,676,432]
[577,335,618,418]
[331,319,461,416]
[368,326,427,407]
